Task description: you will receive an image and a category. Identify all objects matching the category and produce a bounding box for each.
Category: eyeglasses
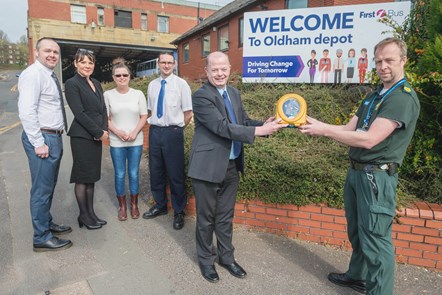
[114,74,129,78]
[76,48,94,55]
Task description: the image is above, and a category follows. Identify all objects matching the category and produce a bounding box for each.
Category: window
[97,7,105,26]
[115,10,132,28]
[183,43,189,63]
[157,16,169,33]
[202,33,210,57]
[286,0,308,9]
[141,13,148,30]
[239,18,244,48]
[71,5,87,24]
[218,25,229,51]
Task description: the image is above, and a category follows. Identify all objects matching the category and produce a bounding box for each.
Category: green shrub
[114,70,441,206]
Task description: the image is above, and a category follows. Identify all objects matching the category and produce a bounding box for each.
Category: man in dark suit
[188,51,287,282]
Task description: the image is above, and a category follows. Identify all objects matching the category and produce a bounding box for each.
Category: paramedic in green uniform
[299,37,420,294]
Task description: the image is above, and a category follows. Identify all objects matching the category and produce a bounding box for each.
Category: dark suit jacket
[188,82,263,183]
[65,74,108,140]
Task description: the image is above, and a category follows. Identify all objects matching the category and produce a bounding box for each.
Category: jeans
[110,145,143,196]
[22,131,63,244]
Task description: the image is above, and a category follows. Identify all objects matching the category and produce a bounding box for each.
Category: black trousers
[192,160,240,265]
[149,125,187,214]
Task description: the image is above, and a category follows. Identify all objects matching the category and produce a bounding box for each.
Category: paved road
[0,70,20,130]
[0,72,440,294]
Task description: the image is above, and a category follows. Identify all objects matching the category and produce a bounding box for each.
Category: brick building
[27,0,218,81]
[171,0,397,81]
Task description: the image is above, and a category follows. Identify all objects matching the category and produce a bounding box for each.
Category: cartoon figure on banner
[319,49,331,83]
[358,48,368,84]
[346,48,356,83]
[333,49,344,84]
[306,49,318,83]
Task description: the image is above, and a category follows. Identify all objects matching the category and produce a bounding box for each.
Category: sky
[0,0,234,44]
[0,0,28,43]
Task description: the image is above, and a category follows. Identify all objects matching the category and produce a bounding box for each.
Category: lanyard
[362,78,406,129]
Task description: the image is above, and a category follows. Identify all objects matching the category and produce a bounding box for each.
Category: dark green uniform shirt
[349,80,420,165]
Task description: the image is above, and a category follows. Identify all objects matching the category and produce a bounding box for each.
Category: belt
[350,160,398,175]
[41,128,64,135]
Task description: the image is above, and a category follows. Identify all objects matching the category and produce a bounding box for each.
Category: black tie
[51,72,68,131]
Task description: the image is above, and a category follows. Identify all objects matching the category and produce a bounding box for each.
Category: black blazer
[65,74,108,140]
[188,82,263,183]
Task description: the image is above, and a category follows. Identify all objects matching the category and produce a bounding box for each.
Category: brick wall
[183,197,442,271]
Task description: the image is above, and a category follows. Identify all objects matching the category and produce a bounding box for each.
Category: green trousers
[343,168,398,295]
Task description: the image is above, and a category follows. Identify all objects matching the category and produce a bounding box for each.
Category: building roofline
[171,0,265,45]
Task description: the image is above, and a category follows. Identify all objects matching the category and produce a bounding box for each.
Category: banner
[242,2,411,83]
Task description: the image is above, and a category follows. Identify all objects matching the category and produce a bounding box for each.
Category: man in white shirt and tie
[143,52,192,230]
[18,37,72,252]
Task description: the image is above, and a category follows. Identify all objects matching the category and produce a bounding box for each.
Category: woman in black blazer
[65,49,109,230]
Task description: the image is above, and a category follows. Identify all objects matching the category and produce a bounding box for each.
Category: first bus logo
[360,9,404,19]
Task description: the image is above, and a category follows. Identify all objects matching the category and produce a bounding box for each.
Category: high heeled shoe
[78,217,102,230]
[95,217,107,226]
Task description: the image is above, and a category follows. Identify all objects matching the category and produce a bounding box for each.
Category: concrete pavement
[0,109,440,295]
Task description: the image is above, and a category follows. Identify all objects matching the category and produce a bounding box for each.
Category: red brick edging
[185,198,442,272]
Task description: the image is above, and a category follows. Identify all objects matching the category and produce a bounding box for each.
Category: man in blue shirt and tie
[188,51,287,282]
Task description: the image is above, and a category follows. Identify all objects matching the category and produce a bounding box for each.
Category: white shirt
[18,60,64,148]
[104,88,148,147]
[147,74,192,127]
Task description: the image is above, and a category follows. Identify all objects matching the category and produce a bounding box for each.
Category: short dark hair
[36,37,57,50]
[74,48,96,63]
[158,52,175,62]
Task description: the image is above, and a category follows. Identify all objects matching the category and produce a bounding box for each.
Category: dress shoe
[33,237,72,252]
[328,272,366,294]
[219,261,247,278]
[49,222,72,235]
[173,213,185,230]
[95,217,107,226]
[199,263,219,283]
[142,207,167,219]
[78,217,102,230]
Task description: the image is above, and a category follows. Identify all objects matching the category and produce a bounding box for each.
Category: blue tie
[157,79,166,118]
[222,90,241,158]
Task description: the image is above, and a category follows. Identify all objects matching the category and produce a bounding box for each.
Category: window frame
[70,4,87,24]
[183,43,189,63]
[97,7,105,26]
[114,10,133,29]
[157,15,169,33]
[285,0,308,9]
[238,17,244,48]
[202,33,211,57]
[141,13,148,30]
[217,25,229,52]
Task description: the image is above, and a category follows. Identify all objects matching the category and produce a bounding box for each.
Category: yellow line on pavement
[0,121,21,135]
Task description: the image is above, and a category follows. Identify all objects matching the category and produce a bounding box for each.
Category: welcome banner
[242,2,411,83]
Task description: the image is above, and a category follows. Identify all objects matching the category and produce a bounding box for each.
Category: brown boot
[130,194,140,219]
[117,196,127,221]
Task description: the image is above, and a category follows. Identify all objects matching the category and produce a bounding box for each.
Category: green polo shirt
[349,80,420,165]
